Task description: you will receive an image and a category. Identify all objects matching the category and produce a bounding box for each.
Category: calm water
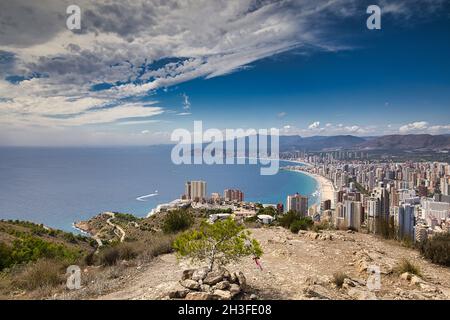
[0,146,317,231]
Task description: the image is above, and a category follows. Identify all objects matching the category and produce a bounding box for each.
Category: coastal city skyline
[0,0,449,304]
[1,0,450,146]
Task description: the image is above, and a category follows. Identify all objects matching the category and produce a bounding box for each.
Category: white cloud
[399,121,450,134]
[0,0,446,144]
[308,121,320,129]
[428,125,450,134]
[399,121,429,133]
[2,0,376,132]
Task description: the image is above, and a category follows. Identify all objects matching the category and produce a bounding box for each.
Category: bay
[0,146,318,231]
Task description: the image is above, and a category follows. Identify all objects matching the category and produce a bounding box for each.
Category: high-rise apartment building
[398,203,415,241]
[185,181,206,201]
[344,200,363,231]
[224,189,244,202]
[287,193,308,217]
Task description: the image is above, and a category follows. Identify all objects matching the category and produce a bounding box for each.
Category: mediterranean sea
[0,146,318,231]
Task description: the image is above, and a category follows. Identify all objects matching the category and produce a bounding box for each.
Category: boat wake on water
[136,191,159,201]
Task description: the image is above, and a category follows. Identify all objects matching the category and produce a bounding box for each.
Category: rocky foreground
[65,227,450,300]
[167,267,250,300]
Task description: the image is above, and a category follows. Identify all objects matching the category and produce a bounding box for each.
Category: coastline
[286,168,335,208]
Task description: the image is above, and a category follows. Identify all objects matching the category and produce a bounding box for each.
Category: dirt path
[105,212,126,243]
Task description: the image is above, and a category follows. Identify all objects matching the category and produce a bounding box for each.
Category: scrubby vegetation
[0,221,89,271]
[1,219,90,242]
[395,258,422,277]
[203,208,233,215]
[13,259,65,291]
[162,209,194,234]
[257,206,277,217]
[0,220,95,297]
[311,221,331,233]
[289,218,314,233]
[114,213,139,222]
[278,211,313,233]
[0,215,178,298]
[419,233,450,266]
[173,217,262,271]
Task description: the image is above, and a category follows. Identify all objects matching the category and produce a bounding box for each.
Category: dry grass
[332,271,348,288]
[138,234,175,262]
[12,259,65,291]
[395,258,422,277]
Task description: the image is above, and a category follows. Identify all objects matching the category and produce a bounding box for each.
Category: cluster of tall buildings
[287,156,450,243]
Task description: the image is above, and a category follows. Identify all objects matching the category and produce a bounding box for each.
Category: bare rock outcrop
[167,267,248,300]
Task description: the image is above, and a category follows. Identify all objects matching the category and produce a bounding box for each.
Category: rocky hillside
[59,227,450,300]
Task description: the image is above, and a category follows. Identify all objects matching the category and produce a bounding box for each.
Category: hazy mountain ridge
[279,134,450,152]
[152,134,450,153]
[357,134,450,150]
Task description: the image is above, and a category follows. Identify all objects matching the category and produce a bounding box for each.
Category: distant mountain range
[279,134,450,152]
[156,134,450,153]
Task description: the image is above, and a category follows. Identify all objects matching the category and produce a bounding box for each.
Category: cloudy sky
[0,0,449,145]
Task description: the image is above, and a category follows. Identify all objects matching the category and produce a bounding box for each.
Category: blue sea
[0,146,318,231]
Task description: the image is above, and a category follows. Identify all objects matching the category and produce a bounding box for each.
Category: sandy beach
[287,169,336,208]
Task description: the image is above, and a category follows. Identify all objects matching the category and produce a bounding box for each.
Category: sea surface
[0,146,318,231]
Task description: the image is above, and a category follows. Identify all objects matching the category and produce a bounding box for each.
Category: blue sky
[0,0,449,145]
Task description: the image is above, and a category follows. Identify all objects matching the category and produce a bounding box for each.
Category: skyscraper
[287,193,308,217]
[398,203,415,241]
[344,200,363,231]
[367,197,380,233]
[185,181,206,201]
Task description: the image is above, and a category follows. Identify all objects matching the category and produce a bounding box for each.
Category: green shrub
[419,233,450,266]
[115,213,138,222]
[257,206,277,217]
[277,211,299,228]
[63,232,78,243]
[162,210,194,234]
[7,236,80,267]
[289,217,313,233]
[0,242,13,270]
[244,215,258,223]
[289,220,303,233]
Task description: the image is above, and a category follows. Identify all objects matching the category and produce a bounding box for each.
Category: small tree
[173,218,262,272]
